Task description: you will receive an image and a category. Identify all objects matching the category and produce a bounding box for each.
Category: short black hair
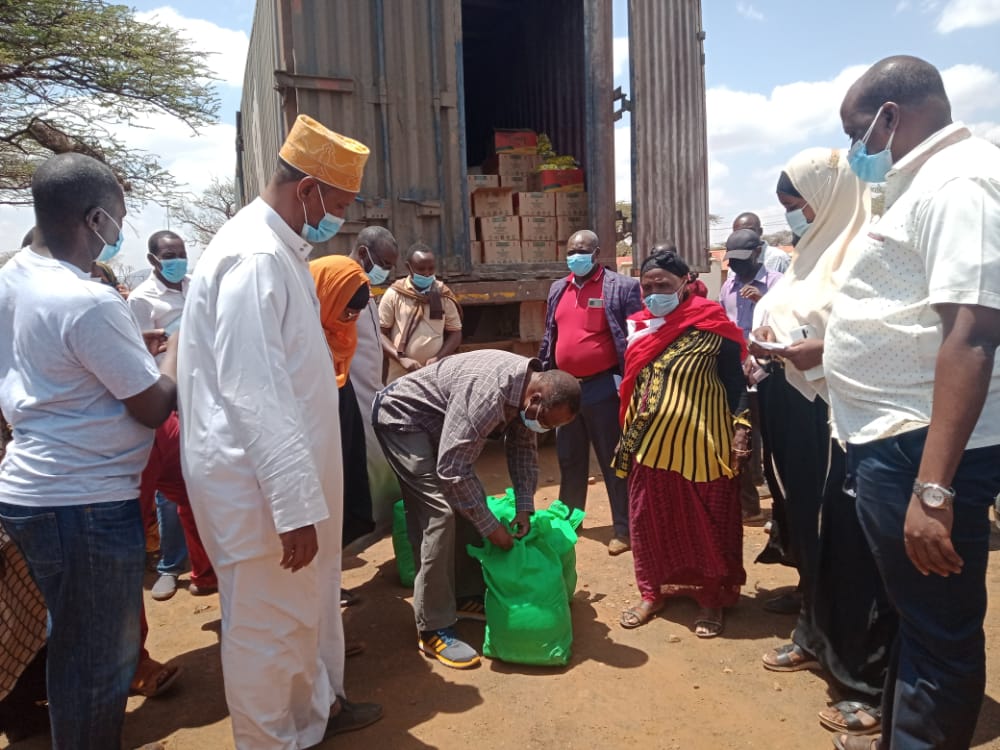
[853,55,950,116]
[407,242,434,262]
[640,249,690,278]
[275,157,308,184]
[147,229,183,256]
[537,369,582,415]
[31,153,122,235]
[733,212,762,231]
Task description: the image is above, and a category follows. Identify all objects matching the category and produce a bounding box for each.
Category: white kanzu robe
[177,197,344,750]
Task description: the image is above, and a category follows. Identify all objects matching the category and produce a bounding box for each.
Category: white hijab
[754,147,871,403]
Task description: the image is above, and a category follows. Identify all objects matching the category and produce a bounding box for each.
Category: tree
[173,177,237,248]
[764,230,793,247]
[0,0,219,205]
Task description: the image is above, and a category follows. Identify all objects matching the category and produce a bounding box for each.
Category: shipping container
[237,0,707,347]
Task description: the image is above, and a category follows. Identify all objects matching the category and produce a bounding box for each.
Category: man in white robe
[178,115,382,749]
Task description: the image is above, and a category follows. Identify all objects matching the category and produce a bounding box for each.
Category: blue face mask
[363,248,392,286]
[645,292,681,317]
[566,252,595,277]
[93,209,124,263]
[848,104,896,184]
[520,408,550,434]
[158,257,188,283]
[300,188,345,244]
[411,272,435,291]
[785,208,811,238]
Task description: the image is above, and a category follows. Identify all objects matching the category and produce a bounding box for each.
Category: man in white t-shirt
[128,231,216,602]
[825,55,1000,750]
[0,153,178,749]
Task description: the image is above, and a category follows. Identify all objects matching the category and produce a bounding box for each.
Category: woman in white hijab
[750,148,897,744]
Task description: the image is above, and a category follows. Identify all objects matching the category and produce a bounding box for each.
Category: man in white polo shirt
[0,153,178,749]
[826,55,1000,750]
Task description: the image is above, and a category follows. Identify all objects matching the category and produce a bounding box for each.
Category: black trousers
[339,378,375,546]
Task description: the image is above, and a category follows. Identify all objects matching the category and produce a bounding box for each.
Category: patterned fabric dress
[614,329,745,608]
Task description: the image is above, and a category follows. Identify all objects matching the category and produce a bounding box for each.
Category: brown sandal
[130,657,182,698]
[619,599,664,629]
[833,733,881,750]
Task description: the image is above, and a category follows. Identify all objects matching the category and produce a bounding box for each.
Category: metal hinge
[613,86,632,122]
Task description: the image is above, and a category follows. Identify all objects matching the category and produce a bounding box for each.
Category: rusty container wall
[268,0,465,261]
[238,0,284,206]
[628,0,709,270]
[583,0,615,254]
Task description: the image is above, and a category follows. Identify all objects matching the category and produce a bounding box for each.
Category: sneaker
[456,596,486,622]
[151,573,178,601]
[323,698,383,737]
[418,628,480,669]
[608,536,631,556]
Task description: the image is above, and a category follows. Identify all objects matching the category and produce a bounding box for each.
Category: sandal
[619,599,664,629]
[819,700,882,735]
[130,656,182,698]
[762,642,820,672]
[694,608,724,638]
[456,596,486,622]
[833,733,881,750]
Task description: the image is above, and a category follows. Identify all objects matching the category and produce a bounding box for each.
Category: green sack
[467,510,575,667]
[531,500,585,600]
[485,488,517,525]
[391,499,416,587]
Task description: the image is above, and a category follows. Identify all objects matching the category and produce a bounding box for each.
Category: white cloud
[736,2,764,21]
[969,120,1000,142]
[613,36,629,80]
[614,125,631,201]
[937,0,1000,31]
[135,6,249,87]
[940,63,1000,114]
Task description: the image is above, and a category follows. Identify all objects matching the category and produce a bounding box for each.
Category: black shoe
[763,591,802,615]
[324,699,383,737]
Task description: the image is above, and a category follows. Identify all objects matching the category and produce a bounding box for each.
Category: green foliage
[0,0,219,205]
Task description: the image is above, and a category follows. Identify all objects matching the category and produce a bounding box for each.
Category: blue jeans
[0,500,145,750]
[848,428,1000,750]
[155,490,188,576]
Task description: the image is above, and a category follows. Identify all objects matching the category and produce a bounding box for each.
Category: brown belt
[577,368,616,384]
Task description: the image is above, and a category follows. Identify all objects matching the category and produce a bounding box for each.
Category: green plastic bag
[468,523,572,666]
[485,488,517,525]
[531,500,585,600]
[391,499,416,587]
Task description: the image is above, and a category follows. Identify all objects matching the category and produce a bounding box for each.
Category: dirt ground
[8,441,1000,750]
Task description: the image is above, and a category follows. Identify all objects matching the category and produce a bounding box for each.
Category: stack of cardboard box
[555,192,590,258]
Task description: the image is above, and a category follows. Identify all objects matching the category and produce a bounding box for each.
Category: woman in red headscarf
[614,249,749,638]
[310,254,374,546]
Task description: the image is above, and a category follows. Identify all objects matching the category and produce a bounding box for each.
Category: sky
[3,0,1000,266]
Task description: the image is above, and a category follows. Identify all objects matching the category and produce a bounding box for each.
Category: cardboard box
[467,174,499,193]
[477,215,520,242]
[469,241,483,264]
[520,216,557,242]
[522,240,558,264]
[514,192,555,217]
[484,153,542,178]
[500,175,530,192]
[482,241,523,264]
[519,300,547,340]
[556,191,588,217]
[494,129,538,155]
[471,188,513,218]
[557,214,590,242]
[528,168,585,193]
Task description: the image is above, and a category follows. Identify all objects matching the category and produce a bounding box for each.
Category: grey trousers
[374,426,484,632]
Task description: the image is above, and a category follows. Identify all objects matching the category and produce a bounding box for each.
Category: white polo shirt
[128,271,189,334]
[825,123,1000,448]
[0,248,161,506]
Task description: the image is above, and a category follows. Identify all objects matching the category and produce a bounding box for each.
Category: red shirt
[553,266,620,377]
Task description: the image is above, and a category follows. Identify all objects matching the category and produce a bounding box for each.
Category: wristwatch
[912,480,956,509]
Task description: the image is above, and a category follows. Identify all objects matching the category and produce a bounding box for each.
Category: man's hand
[142,329,169,357]
[780,338,824,371]
[904,495,963,576]
[487,524,515,551]
[279,525,319,572]
[748,325,776,358]
[511,511,531,539]
[399,357,422,373]
[739,285,762,303]
[425,356,439,366]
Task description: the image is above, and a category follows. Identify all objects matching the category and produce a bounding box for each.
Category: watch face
[922,486,947,507]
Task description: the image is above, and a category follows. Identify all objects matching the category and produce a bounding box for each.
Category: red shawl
[619,295,747,424]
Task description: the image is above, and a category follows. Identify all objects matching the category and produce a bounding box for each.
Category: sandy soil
[7,440,1000,750]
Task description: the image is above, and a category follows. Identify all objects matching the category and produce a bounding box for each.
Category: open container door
[628,0,709,270]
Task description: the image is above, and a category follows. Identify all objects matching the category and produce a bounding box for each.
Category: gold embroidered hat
[279,115,370,193]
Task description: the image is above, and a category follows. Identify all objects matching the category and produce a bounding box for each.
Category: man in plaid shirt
[374,349,581,668]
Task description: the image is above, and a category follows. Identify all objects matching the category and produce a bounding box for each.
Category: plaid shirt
[374,350,539,536]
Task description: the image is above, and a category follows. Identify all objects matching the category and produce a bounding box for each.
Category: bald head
[568,230,599,252]
[841,56,952,165]
[732,212,763,236]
